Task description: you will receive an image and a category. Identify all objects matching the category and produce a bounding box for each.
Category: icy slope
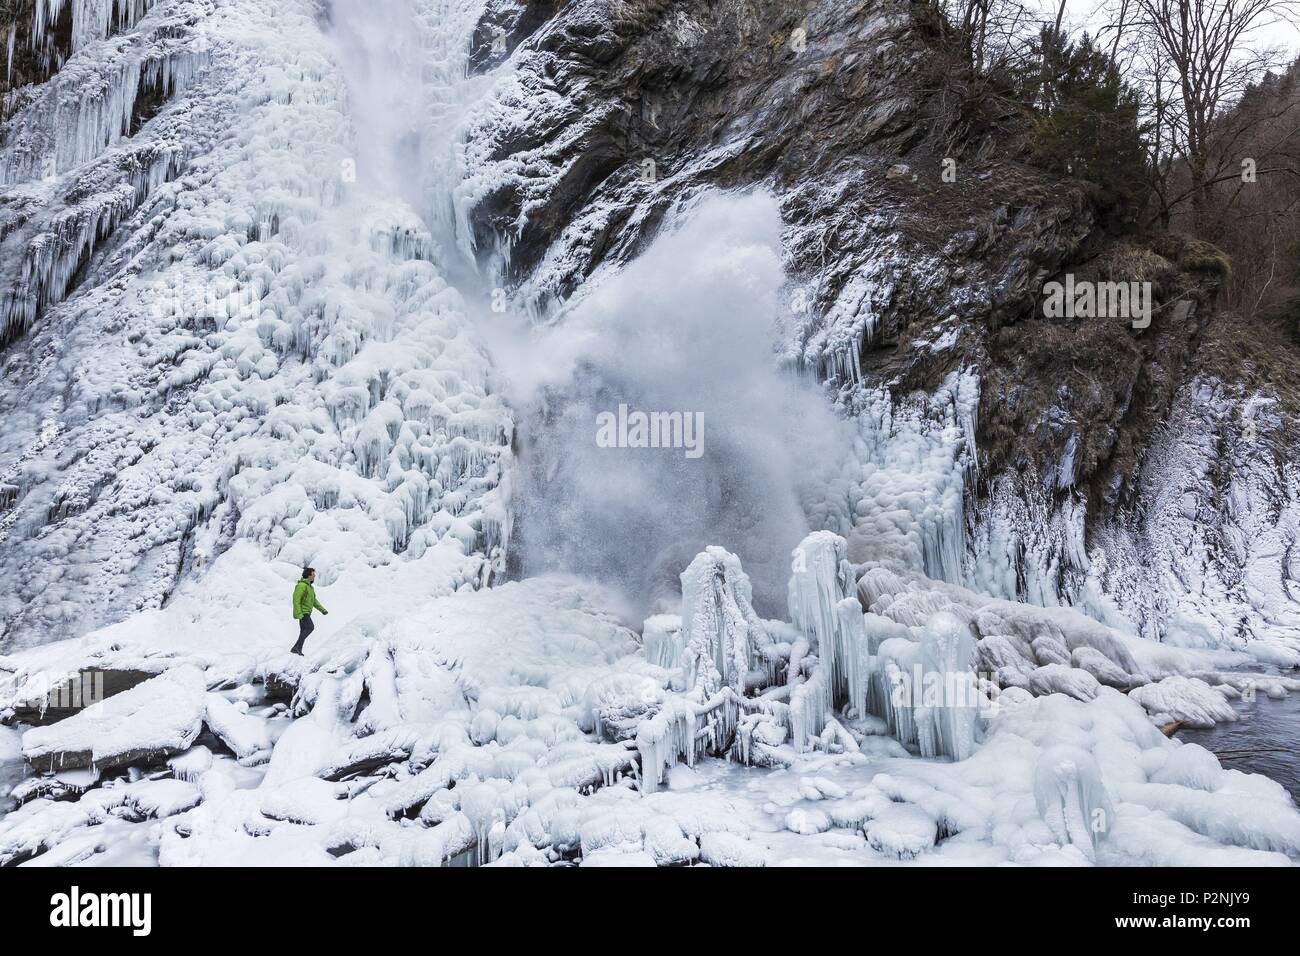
[0,0,511,649]
[2,536,1298,867]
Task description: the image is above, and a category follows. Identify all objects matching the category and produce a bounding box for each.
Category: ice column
[787,531,866,726]
[679,546,770,695]
[915,611,978,761]
[1034,745,1114,861]
[637,548,768,792]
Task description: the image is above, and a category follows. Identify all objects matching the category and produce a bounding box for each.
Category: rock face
[457,0,1300,652]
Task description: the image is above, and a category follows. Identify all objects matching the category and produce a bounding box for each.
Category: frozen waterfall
[1,0,1298,875]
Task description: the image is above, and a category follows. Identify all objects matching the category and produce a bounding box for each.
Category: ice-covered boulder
[1149,743,1224,791]
[1028,663,1102,702]
[699,831,769,867]
[1070,646,1140,689]
[22,666,206,772]
[1129,676,1237,728]
[643,816,699,866]
[864,802,938,859]
[204,693,273,763]
[8,668,158,725]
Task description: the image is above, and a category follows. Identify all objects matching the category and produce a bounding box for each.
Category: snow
[0,0,1297,871]
[1129,676,1240,729]
[22,665,206,770]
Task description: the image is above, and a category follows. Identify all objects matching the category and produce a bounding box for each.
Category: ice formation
[1033,745,1114,861]
[0,0,511,647]
[631,532,989,795]
[0,0,1297,870]
[680,547,772,696]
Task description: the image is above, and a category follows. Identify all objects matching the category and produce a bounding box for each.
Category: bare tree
[936,0,1039,72]
[1128,0,1299,231]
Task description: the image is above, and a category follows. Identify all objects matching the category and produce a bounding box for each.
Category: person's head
[302,567,316,583]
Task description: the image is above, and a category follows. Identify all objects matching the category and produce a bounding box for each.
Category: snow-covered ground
[2,533,1298,866]
[0,0,1298,867]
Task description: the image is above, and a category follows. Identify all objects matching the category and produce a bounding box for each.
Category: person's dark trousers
[291,614,315,654]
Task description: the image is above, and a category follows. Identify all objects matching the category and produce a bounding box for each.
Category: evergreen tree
[1020,28,1150,230]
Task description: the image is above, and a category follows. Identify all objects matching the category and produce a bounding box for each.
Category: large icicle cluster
[8,1,161,92]
[0,1,213,345]
[29,1,159,58]
[636,533,988,794]
[679,547,773,696]
[635,548,770,792]
[0,0,512,648]
[782,532,850,749]
[0,26,207,187]
[804,371,977,589]
[967,375,1300,664]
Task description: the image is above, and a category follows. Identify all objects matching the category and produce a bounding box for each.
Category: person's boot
[290,642,304,655]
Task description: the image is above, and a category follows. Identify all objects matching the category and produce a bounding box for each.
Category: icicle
[642,615,684,671]
[635,697,699,794]
[918,611,978,760]
[787,531,857,698]
[869,611,979,760]
[33,0,158,57]
[635,689,741,791]
[1,44,209,187]
[679,547,770,695]
[459,781,504,866]
[1034,746,1114,861]
[838,597,870,718]
[789,664,831,751]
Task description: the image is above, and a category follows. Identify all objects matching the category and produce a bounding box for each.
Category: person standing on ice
[290,567,328,655]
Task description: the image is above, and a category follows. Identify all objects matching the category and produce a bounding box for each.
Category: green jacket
[292,579,327,620]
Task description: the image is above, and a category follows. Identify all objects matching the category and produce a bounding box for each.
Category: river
[1178,686,1300,805]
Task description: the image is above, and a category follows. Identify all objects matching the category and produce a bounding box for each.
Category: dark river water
[1178,690,1300,805]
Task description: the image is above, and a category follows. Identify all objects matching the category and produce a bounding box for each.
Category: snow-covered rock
[1129,676,1239,729]
[22,665,206,771]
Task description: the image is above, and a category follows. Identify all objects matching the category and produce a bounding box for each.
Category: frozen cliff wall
[454,0,1300,655]
[0,0,511,649]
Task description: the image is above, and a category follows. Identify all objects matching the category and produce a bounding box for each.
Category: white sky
[1031,0,1300,58]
